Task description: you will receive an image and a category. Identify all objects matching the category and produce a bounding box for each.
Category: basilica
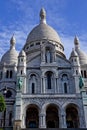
[0,8,87,129]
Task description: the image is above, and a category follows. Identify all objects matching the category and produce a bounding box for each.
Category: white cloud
[0,0,87,61]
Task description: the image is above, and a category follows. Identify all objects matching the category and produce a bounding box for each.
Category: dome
[74,36,87,65]
[19,50,26,57]
[75,48,87,65]
[26,8,62,45]
[70,48,78,57]
[1,35,18,64]
[1,49,18,64]
[26,24,61,44]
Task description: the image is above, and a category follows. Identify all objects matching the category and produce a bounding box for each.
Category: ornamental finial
[40,8,46,24]
[10,34,16,49]
[74,35,79,45]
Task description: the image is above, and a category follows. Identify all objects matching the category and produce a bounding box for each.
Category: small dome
[75,48,87,65]
[74,36,87,65]
[19,50,26,57]
[70,48,78,57]
[1,49,18,64]
[1,35,18,64]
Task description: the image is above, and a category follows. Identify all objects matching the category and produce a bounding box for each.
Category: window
[84,70,86,78]
[75,59,77,62]
[76,70,78,75]
[81,70,83,77]
[47,73,52,89]
[32,83,35,94]
[9,112,12,126]
[64,82,67,93]
[21,70,23,75]
[10,70,13,78]
[0,71,2,80]
[30,44,34,47]
[36,42,40,45]
[21,58,23,62]
[6,70,9,78]
[6,90,12,98]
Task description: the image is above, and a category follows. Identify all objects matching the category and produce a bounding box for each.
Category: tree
[0,94,6,112]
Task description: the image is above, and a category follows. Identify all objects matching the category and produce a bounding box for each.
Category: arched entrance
[66,104,79,128]
[26,105,39,128]
[46,104,59,128]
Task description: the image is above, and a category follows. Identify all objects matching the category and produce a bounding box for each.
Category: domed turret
[19,50,26,57]
[70,48,78,58]
[74,36,87,65]
[1,35,18,64]
[69,48,81,77]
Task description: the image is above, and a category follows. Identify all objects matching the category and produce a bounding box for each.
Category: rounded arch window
[6,90,12,98]
[45,71,53,89]
[62,74,68,81]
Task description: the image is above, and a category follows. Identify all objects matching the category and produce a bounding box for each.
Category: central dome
[26,8,62,45]
[26,23,61,44]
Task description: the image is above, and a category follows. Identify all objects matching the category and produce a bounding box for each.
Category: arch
[46,104,59,128]
[28,72,40,79]
[63,103,80,128]
[42,69,56,77]
[42,101,61,114]
[23,101,41,118]
[44,71,55,91]
[25,104,40,128]
[28,72,40,94]
[58,72,71,79]
[45,43,55,63]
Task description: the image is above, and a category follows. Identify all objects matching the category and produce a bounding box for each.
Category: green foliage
[0,94,6,112]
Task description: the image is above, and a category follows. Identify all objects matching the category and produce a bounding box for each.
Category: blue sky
[0,0,87,59]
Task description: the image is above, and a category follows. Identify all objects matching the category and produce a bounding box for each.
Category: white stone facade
[0,8,87,128]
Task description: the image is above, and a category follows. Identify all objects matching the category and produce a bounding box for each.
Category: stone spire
[74,36,80,50]
[40,8,46,24]
[10,34,16,49]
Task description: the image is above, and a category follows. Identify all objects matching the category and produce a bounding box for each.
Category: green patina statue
[18,77,23,90]
[79,76,84,89]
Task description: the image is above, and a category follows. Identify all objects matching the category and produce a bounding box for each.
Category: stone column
[22,114,26,128]
[59,108,67,128]
[39,113,46,128]
[54,78,57,93]
[41,77,43,93]
[43,77,46,93]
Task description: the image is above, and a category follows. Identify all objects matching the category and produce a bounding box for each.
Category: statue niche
[46,49,51,63]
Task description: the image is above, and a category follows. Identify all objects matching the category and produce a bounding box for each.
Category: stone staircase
[21,128,87,130]
[0,128,87,130]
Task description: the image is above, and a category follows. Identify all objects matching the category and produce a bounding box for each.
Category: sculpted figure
[18,77,23,90]
[46,50,50,63]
